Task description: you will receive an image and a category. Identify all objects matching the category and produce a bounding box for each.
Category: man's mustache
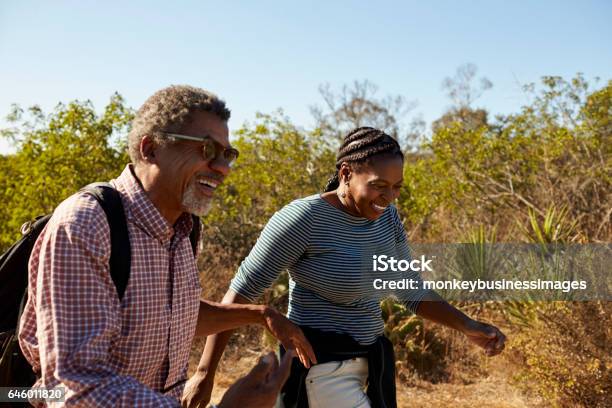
[195,172,224,182]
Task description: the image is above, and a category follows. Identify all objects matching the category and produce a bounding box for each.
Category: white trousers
[304,357,371,408]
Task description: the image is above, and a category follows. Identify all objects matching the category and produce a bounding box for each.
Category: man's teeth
[198,180,218,188]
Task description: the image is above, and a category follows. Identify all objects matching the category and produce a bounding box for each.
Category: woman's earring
[340,181,349,198]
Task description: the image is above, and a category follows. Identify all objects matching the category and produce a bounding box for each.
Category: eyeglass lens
[202,139,238,165]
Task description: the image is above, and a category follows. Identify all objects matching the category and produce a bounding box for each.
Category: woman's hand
[263,307,317,368]
[462,319,506,356]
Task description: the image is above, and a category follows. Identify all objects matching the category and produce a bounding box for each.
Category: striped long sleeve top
[230,194,428,345]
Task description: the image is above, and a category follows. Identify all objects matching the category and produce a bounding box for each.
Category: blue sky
[1,0,610,153]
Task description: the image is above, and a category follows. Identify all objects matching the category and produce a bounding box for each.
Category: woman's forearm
[415,290,472,333]
[196,330,233,376]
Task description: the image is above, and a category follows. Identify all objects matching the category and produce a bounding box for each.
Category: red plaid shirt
[19,165,201,407]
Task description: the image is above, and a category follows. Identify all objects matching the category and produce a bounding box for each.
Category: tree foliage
[0,94,133,249]
[432,63,492,133]
[398,75,611,242]
[310,80,424,150]
[0,73,610,406]
[442,63,493,108]
[201,112,334,256]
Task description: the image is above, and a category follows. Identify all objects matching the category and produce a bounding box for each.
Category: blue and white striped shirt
[230,194,427,345]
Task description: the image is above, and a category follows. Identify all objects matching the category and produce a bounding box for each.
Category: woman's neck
[320,190,361,217]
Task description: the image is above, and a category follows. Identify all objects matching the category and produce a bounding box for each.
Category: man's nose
[209,157,231,177]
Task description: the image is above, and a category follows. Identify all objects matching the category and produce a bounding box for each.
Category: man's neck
[132,164,182,225]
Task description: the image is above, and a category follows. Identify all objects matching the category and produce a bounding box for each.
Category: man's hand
[262,307,317,368]
[217,351,295,408]
[182,370,214,408]
[462,319,506,356]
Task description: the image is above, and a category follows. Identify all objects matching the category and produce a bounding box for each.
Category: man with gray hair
[19,85,316,407]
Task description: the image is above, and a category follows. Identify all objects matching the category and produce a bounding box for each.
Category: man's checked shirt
[19,165,201,407]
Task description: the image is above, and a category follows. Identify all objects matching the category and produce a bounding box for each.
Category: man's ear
[139,135,158,164]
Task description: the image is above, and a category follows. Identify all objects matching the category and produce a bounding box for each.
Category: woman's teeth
[372,203,387,213]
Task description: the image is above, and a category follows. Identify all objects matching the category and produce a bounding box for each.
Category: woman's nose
[386,188,399,202]
[393,189,401,201]
[381,189,394,203]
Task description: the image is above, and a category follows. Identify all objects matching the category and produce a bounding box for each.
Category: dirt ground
[189,341,546,408]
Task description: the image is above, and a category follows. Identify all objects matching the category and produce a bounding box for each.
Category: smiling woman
[323,127,405,220]
[191,126,506,408]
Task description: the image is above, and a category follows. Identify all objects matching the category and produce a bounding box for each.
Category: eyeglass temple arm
[163,132,208,142]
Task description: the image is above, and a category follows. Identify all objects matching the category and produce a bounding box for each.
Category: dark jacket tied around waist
[280,326,397,408]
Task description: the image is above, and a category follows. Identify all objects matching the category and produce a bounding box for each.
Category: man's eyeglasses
[163,132,239,166]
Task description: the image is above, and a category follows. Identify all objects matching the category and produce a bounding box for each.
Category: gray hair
[128,85,231,163]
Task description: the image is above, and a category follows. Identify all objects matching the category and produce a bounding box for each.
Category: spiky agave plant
[521,205,579,245]
[505,204,581,326]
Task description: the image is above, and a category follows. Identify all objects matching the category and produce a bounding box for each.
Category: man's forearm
[195,299,268,337]
[415,290,472,333]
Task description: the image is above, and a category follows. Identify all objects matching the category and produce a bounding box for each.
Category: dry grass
[189,348,547,408]
[188,324,548,408]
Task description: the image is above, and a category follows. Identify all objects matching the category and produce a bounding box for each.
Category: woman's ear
[139,135,158,164]
[338,162,352,183]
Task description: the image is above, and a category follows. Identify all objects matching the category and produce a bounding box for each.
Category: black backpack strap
[81,183,131,300]
[189,215,201,256]
[80,184,198,299]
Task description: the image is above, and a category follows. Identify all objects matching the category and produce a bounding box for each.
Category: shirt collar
[111,164,193,246]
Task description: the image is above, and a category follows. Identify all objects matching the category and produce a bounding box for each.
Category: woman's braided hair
[323,127,403,192]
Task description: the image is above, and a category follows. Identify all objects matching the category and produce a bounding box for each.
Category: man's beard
[181,179,213,217]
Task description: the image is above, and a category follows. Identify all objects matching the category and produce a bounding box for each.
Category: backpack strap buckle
[20,221,33,236]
